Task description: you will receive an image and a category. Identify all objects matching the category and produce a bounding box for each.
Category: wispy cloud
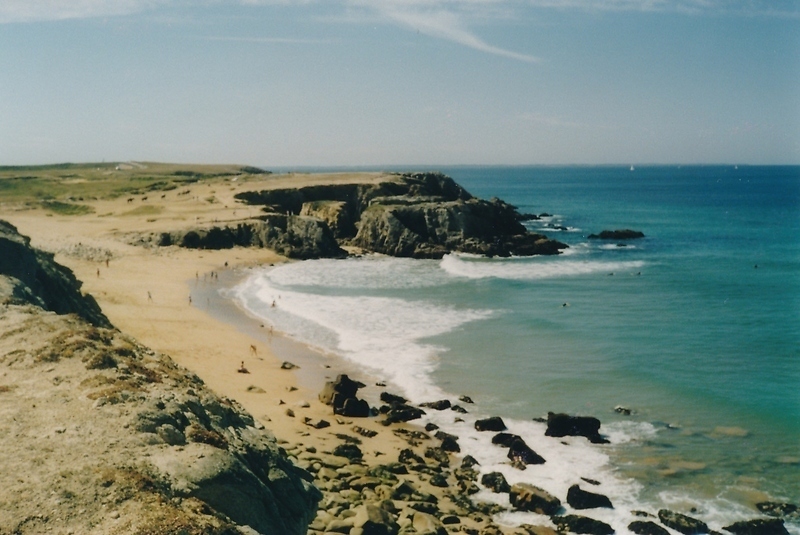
[350,1,541,63]
[0,0,164,23]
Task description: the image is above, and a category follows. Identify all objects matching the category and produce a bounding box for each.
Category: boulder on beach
[481,472,511,493]
[475,416,507,432]
[319,374,371,418]
[545,412,609,444]
[629,521,671,535]
[509,483,562,515]
[566,484,613,509]
[492,432,521,447]
[552,515,615,535]
[723,518,789,535]
[420,399,451,410]
[658,509,709,535]
[507,437,546,465]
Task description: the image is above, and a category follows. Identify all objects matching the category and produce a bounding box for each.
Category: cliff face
[233,172,567,259]
[0,220,111,327]
[0,221,321,535]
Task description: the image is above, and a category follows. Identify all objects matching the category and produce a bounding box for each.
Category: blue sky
[1,1,798,166]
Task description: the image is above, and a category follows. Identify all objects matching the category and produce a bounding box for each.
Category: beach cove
[1,163,797,535]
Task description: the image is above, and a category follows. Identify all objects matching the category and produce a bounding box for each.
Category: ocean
[229,165,800,532]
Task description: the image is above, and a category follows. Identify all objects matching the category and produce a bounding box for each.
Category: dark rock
[435,431,460,452]
[380,391,407,404]
[588,229,645,240]
[424,447,451,466]
[461,455,480,468]
[658,510,709,535]
[507,437,546,465]
[614,405,632,415]
[450,404,468,414]
[398,448,425,465]
[723,519,789,535]
[332,443,363,462]
[475,417,507,432]
[545,412,609,444]
[629,521,670,535]
[492,432,521,447]
[319,374,365,405]
[352,503,399,535]
[381,403,425,425]
[429,473,449,488]
[420,399,451,410]
[553,515,615,535]
[481,472,511,493]
[756,502,798,518]
[156,216,347,259]
[338,397,370,418]
[509,483,561,515]
[459,395,474,404]
[0,220,111,327]
[320,374,371,418]
[424,423,439,432]
[566,485,613,509]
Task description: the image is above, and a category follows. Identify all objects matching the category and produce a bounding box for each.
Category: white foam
[440,253,645,280]
[232,267,493,401]
[266,255,449,289]
[416,410,646,534]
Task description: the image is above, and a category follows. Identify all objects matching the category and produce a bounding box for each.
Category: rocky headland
[143,172,568,259]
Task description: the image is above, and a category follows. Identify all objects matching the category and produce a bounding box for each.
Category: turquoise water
[233,165,799,531]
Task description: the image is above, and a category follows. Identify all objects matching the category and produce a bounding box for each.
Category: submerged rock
[588,229,645,240]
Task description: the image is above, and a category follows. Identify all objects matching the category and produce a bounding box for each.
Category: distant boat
[630,165,635,171]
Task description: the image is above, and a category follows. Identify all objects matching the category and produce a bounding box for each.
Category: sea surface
[230,165,800,532]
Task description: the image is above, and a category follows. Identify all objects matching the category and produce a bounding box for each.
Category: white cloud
[357,1,541,63]
[0,0,164,23]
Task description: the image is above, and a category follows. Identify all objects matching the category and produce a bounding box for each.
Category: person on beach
[237,361,249,374]
[147,291,153,302]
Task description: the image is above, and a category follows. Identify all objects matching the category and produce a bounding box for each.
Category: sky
[1,1,799,167]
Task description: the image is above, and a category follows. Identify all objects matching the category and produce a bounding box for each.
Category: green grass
[42,201,95,215]
[0,162,269,206]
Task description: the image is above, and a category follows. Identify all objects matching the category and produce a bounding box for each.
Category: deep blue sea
[232,165,800,532]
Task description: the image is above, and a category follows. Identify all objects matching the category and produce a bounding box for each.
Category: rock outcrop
[0,220,111,328]
[154,215,346,260]
[232,172,568,260]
